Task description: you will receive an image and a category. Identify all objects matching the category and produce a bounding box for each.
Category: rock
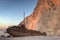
[18,0,60,36]
[7,25,47,37]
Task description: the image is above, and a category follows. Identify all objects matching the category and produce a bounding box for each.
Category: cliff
[18,0,60,36]
[7,0,60,36]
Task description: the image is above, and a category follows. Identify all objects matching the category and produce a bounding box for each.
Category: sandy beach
[0,36,60,40]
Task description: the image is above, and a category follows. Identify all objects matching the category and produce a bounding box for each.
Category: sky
[0,0,37,30]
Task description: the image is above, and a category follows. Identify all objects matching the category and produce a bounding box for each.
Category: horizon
[0,0,37,30]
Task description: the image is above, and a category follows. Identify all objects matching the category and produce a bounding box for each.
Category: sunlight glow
[0,18,10,30]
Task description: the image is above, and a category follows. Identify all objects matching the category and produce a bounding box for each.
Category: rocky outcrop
[7,25,46,37]
[18,0,60,36]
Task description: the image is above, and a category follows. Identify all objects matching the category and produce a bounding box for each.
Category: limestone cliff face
[18,0,60,36]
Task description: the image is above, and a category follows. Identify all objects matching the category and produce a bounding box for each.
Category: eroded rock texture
[18,0,60,36]
[7,25,46,37]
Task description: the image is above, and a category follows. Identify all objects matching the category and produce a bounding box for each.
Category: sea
[0,30,9,37]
